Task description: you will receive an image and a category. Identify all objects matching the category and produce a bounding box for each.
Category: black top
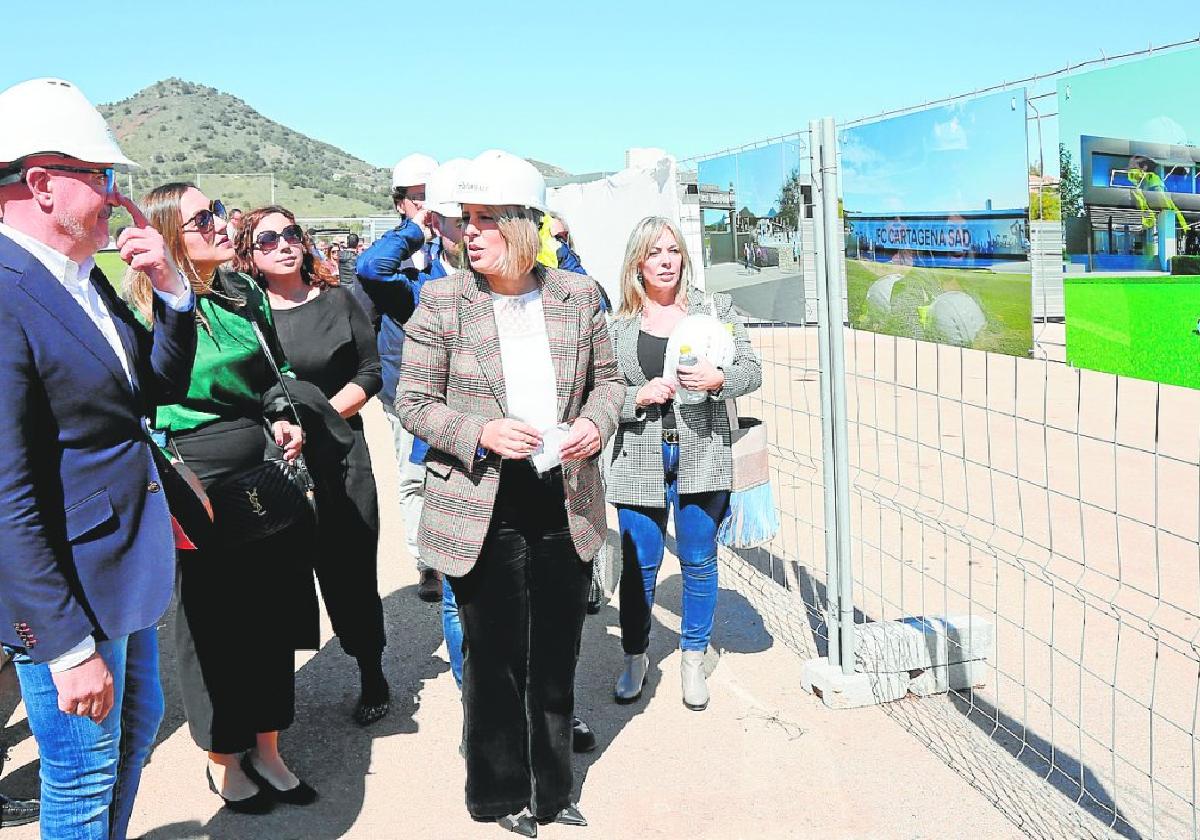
[637,330,675,431]
[271,286,382,428]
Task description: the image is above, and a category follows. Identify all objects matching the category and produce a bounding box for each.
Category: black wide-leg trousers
[448,460,592,821]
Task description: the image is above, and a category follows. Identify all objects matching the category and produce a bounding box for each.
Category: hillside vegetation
[99,78,573,220]
[100,78,390,217]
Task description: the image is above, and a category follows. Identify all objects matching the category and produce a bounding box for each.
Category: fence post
[809,119,841,669]
[816,117,857,676]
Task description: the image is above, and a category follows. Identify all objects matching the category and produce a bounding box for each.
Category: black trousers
[311,425,385,659]
[449,461,592,821]
[171,419,320,754]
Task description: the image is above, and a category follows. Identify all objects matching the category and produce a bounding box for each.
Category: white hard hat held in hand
[425,158,471,219]
[392,153,438,189]
[0,78,138,170]
[454,150,546,211]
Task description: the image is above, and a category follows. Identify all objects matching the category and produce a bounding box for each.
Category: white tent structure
[547,150,690,306]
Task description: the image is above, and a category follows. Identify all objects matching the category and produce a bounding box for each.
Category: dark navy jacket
[0,233,197,663]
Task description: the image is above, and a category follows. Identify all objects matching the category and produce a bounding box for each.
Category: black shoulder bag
[176,296,318,547]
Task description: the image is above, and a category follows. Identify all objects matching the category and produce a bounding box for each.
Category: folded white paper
[531,423,571,474]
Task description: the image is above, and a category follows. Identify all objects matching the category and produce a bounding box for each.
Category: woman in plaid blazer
[606,217,762,713]
[396,151,623,835]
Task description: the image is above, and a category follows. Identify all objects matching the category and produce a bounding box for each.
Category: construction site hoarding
[840,89,1033,356]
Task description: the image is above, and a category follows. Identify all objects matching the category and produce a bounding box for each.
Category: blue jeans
[13,626,164,840]
[617,442,729,654]
[442,577,463,689]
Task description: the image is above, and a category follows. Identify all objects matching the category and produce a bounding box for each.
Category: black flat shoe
[0,792,40,827]
[571,716,597,753]
[352,691,391,729]
[497,812,538,837]
[538,804,587,827]
[206,766,273,815]
[240,753,318,806]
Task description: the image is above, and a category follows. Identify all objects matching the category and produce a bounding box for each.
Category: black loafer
[240,754,318,806]
[0,792,40,827]
[571,716,597,753]
[206,767,273,815]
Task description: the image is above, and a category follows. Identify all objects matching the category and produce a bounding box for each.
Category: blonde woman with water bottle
[606,217,762,711]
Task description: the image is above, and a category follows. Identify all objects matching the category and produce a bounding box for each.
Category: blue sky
[1058,46,1200,153]
[0,2,1193,174]
[840,90,1029,214]
[698,139,804,217]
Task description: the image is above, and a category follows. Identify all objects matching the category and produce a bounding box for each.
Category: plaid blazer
[396,266,624,577]
[606,288,762,508]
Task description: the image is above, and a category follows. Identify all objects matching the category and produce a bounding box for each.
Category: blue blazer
[0,232,197,664]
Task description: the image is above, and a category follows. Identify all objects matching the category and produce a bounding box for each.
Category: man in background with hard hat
[356,153,444,602]
[0,77,197,839]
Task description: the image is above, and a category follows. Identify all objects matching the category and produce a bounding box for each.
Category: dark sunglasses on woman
[183,199,228,232]
[254,224,305,252]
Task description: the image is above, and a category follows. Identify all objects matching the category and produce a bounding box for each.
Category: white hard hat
[0,78,137,169]
[391,153,438,189]
[454,150,546,211]
[425,158,471,218]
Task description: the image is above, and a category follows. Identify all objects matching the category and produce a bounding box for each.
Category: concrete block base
[801,659,907,709]
[802,614,994,709]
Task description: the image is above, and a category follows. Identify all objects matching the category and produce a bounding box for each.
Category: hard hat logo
[0,77,138,171]
[425,158,471,219]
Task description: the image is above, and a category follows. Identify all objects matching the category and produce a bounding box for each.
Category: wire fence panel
[712,133,833,664]
[840,331,1200,839]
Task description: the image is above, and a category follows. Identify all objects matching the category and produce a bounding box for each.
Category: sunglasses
[182,199,227,232]
[254,224,304,252]
[27,165,117,194]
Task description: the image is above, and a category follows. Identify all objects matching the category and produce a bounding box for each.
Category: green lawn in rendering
[845,258,1033,357]
[1064,275,1200,390]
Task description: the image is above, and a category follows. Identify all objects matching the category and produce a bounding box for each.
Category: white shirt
[0,222,193,671]
[492,289,558,435]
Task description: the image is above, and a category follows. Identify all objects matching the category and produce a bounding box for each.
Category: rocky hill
[100,78,572,219]
[101,78,391,217]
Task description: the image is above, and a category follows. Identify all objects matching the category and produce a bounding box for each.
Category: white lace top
[492,289,558,432]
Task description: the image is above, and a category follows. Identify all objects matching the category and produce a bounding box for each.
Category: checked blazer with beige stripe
[606,288,762,508]
[396,266,625,578]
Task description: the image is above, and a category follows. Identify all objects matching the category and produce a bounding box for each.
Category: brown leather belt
[662,430,680,444]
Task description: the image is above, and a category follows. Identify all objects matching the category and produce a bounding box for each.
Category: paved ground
[0,402,1027,840]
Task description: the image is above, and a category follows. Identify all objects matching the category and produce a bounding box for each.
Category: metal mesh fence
[841,331,1200,838]
[707,129,835,668]
[697,71,1200,837]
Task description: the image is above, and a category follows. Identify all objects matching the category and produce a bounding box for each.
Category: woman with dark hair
[398,150,624,836]
[125,186,319,815]
[232,206,389,726]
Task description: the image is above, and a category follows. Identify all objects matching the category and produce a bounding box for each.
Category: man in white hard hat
[356,152,444,601]
[0,77,197,839]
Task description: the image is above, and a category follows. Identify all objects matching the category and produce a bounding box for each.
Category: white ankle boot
[680,650,709,711]
[613,653,649,703]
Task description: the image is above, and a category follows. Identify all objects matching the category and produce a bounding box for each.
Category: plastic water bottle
[676,345,707,405]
